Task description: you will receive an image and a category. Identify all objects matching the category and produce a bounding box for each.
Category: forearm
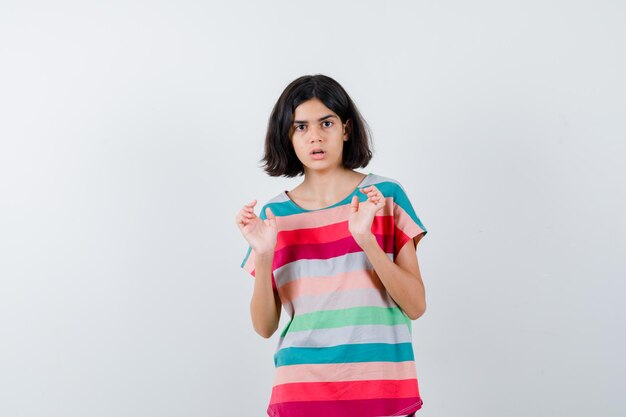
[250,253,280,338]
[356,234,425,320]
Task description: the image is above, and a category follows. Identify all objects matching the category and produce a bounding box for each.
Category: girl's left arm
[356,234,426,320]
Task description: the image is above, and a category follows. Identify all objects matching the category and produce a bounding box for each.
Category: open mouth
[310,149,326,159]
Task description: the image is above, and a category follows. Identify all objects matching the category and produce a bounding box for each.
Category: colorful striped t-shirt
[240,173,428,417]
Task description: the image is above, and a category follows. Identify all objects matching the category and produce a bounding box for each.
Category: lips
[310,148,325,160]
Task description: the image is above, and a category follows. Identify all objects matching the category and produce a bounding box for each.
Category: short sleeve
[239,204,278,290]
[392,182,428,259]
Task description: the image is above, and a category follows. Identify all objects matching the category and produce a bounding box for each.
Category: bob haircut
[261,74,373,177]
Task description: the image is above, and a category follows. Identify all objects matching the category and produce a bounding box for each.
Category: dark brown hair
[261,74,373,177]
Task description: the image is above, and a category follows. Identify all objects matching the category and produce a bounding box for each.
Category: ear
[343,119,351,140]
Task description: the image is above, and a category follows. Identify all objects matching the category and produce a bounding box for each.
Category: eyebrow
[293,114,337,124]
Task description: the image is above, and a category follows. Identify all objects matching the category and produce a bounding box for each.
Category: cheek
[337,139,347,152]
[291,141,307,159]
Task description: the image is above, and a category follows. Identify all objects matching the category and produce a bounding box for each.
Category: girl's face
[290,98,349,174]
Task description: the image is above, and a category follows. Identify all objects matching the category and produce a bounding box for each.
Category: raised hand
[348,185,386,244]
[235,200,278,256]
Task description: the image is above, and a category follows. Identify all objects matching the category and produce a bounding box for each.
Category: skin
[236,98,426,338]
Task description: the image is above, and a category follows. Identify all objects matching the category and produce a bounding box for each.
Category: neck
[300,167,363,199]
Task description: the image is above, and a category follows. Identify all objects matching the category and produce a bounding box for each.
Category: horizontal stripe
[274,251,388,288]
[281,306,409,335]
[270,377,419,403]
[277,268,385,303]
[277,323,412,349]
[274,234,362,269]
[274,232,394,271]
[291,286,397,315]
[274,342,415,367]
[274,221,351,251]
[273,360,417,385]
[274,217,352,252]
[273,201,394,251]
[268,396,422,417]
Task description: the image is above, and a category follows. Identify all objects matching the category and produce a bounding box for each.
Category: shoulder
[362,173,407,198]
[257,190,291,220]
[369,174,424,227]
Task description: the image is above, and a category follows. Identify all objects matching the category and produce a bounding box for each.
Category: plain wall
[1,1,624,416]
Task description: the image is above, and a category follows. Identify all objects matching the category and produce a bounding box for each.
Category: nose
[308,125,323,143]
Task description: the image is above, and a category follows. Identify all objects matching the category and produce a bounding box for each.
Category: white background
[1,1,625,416]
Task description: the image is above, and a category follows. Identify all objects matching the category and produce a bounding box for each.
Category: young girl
[236,74,428,417]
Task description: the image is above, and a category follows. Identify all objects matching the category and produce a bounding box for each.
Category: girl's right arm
[250,252,281,338]
[236,201,280,338]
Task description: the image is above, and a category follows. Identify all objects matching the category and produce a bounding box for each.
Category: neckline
[284,172,372,213]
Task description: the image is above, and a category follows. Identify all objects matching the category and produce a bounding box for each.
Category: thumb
[350,195,359,213]
[265,207,276,226]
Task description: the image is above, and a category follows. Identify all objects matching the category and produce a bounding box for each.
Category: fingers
[360,186,384,205]
[236,200,258,227]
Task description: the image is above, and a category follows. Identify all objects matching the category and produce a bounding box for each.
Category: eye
[322,121,333,128]
[294,124,306,131]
